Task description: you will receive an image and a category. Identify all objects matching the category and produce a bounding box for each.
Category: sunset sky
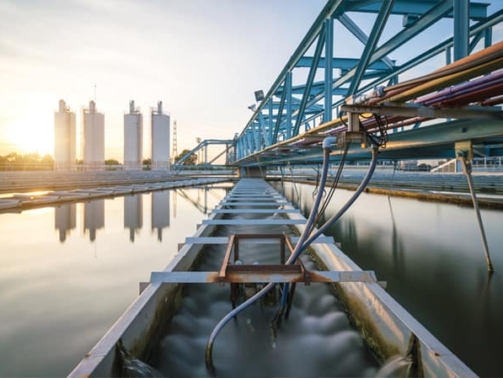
[0,0,325,159]
[1,1,501,161]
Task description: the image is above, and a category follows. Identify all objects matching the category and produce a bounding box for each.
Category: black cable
[314,142,350,227]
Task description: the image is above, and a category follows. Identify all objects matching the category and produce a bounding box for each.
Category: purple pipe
[423,77,503,106]
[415,69,503,105]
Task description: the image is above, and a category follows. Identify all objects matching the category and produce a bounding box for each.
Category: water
[274,181,503,377]
[150,210,380,377]
[0,186,228,377]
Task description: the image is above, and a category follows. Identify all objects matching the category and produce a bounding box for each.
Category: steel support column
[286,71,293,139]
[293,31,326,136]
[268,98,274,146]
[454,0,470,60]
[273,81,287,144]
[324,18,334,123]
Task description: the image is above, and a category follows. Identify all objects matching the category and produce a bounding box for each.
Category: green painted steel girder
[343,0,488,20]
[232,119,503,167]
[296,56,390,70]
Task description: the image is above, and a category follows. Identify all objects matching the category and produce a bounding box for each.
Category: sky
[1,1,501,161]
[0,0,325,159]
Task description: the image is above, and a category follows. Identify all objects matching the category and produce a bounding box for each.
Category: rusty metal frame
[151,233,377,286]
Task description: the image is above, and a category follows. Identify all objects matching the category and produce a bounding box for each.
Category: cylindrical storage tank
[54,100,77,170]
[124,101,143,170]
[151,101,170,170]
[83,101,105,170]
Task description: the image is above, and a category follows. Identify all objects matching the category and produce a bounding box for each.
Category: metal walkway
[151,178,377,285]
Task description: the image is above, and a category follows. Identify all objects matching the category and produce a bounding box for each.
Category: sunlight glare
[7,117,53,156]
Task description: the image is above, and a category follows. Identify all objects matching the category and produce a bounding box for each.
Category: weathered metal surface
[201,219,306,225]
[184,236,334,244]
[149,270,378,284]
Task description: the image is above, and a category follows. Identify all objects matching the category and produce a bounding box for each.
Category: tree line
[0,152,54,171]
[0,149,198,171]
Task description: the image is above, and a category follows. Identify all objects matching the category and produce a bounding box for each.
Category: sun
[6,117,54,156]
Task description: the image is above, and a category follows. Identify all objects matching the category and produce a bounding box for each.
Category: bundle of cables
[205,132,381,374]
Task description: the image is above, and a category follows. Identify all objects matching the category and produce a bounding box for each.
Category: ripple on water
[149,208,380,377]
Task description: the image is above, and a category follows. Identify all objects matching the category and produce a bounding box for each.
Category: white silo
[124,100,143,170]
[83,100,105,170]
[151,101,170,170]
[54,100,76,170]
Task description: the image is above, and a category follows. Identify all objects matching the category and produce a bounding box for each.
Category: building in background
[83,101,105,170]
[151,101,170,170]
[54,100,76,170]
[124,100,143,170]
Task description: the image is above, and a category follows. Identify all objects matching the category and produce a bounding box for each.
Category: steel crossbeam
[150,270,377,284]
[182,1,503,168]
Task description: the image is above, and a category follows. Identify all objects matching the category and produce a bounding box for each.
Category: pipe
[364,41,503,105]
[388,57,503,103]
[482,95,503,106]
[417,69,503,106]
[385,40,503,93]
[438,84,503,107]
[347,86,386,105]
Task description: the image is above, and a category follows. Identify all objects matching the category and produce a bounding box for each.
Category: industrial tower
[124,100,143,170]
[54,100,76,170]
[83,101,105,170]
[151,101,170,170]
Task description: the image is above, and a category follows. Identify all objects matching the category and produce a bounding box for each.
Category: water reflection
[275,181,503,377]
[84,199,105,242]
[55,204,76,243]
[0,185,228,377]
[51,188,220,244]
[152,191,170,241]
[175,186,218,214]
[124,195,143,242]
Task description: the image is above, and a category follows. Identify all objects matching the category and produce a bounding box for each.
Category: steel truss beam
[187,1,502,168]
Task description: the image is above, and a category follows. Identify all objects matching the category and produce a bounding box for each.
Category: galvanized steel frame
[206,0,503,167]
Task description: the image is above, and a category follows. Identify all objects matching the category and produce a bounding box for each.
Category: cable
[205,140,380,374]
[292,145,379,257]
[205,140,334,374]
[314,143,350,227]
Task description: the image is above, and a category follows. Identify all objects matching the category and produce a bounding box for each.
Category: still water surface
[0,186,228,377]
[275,181,503,377]
[2,180,502,377]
